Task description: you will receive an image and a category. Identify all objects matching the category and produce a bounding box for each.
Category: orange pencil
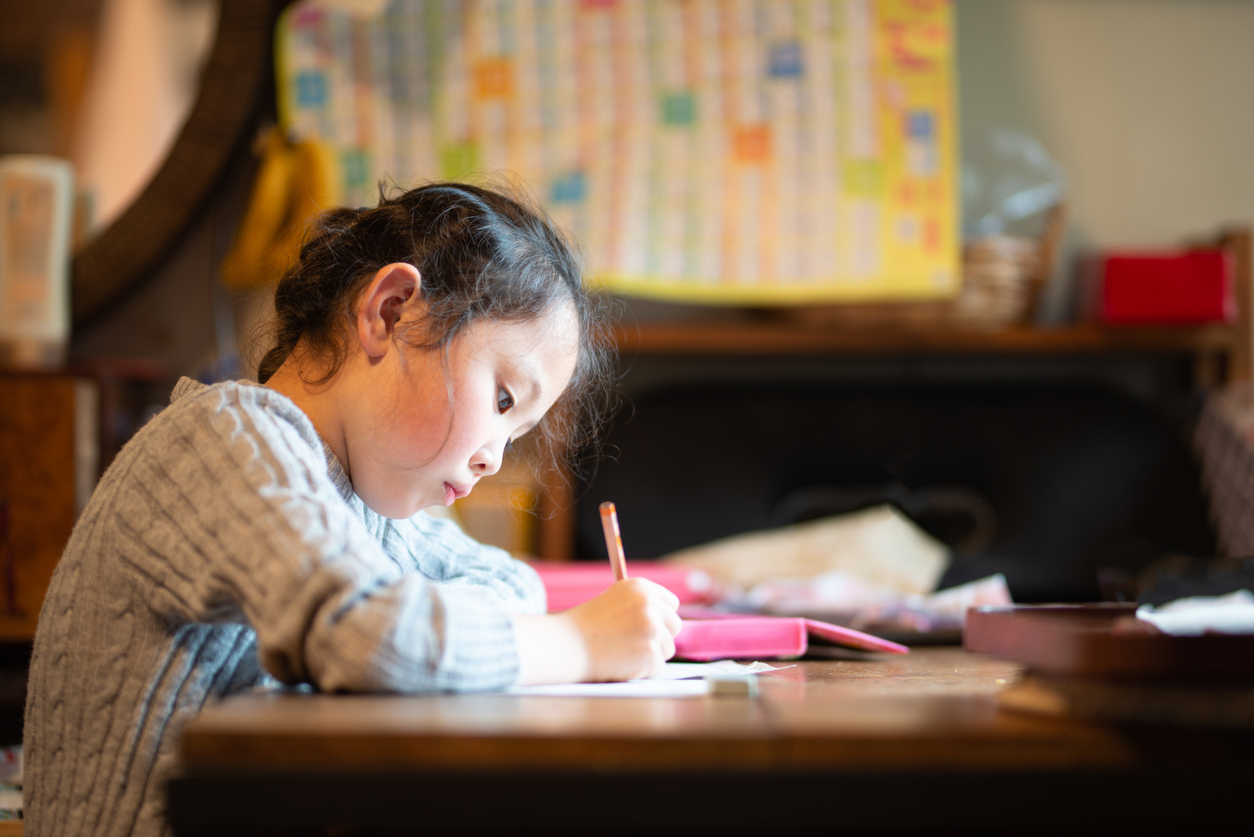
[598,501,629,582]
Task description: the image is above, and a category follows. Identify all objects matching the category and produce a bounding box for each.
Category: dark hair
[257,181,615,484]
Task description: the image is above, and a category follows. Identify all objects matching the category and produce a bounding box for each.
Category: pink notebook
[674,616,909,660]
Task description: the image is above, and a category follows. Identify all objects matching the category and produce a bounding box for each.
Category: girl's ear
[356,262,422,359]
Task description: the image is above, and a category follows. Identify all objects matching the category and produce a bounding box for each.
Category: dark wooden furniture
[0,371,97,639]
[169,647,1254,835]
[965,603,1254,682]
[0,360,169,641]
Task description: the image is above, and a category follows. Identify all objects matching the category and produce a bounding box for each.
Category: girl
[23,182,682,836]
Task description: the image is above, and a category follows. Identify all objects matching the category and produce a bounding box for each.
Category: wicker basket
[1194,383,1254,557]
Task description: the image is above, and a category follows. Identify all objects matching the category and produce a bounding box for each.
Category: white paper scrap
[1137,589,1254,636]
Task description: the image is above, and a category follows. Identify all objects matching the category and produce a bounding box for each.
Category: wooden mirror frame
[70,0,292,328]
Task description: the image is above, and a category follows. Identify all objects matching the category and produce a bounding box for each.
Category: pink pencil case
[531,560,715,612]
[674,616,909,660]
[529,562,908,658]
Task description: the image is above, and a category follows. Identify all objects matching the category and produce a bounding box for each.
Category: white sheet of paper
[507,660,786,697]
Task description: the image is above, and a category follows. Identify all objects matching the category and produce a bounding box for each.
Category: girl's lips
[443,482,471,506]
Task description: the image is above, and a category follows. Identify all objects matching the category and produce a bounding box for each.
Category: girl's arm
[392,512,545,614]
[126,385,525,693]
[397,511,683,683]
[140,383,677,692]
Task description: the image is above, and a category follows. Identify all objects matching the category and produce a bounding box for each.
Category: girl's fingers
[626,577,680,610]
[658,629,676,662]
[655,584,681,610]
[659,605,683,638]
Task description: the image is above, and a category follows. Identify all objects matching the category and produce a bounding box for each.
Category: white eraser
[705,674,759,698]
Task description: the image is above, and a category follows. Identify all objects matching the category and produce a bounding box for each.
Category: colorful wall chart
[278,0,958,303]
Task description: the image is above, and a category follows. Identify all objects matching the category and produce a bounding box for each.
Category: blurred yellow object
[221,128,340,289]
[454,460,540,556]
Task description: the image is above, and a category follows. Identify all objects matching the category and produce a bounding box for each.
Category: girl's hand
[566,578,683,682]
[511,578,682,685]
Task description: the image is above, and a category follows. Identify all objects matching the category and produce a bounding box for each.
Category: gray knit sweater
[23,378,546,836]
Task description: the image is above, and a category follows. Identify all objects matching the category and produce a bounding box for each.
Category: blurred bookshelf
[531,228,1252,562]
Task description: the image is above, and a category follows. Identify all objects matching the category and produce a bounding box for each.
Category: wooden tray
[964,604,1254,683]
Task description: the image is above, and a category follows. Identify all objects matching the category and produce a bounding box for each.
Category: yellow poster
[279,0,958,304]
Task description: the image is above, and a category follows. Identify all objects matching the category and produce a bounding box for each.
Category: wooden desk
[169,648,1253,835]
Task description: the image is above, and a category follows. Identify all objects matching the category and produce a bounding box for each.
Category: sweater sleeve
[389,513,547,615]
[116,382,522,693]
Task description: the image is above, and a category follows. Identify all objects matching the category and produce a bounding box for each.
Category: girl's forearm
[510,612,591,685]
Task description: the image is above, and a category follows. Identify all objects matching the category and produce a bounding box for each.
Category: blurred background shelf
[615,227,1252,383]
[534,236,1253,591]
[618,320,1246,357]
[537,323,1251,566]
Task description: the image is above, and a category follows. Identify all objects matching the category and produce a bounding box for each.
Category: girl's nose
[472,442,503,477]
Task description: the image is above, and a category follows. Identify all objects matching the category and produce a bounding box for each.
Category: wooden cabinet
[0,373,97,639]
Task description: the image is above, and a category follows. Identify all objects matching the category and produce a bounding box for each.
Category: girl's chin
[345,476,440,519]
[356,490,427,521]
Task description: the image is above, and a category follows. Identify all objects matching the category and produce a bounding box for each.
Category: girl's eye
[497,386,515,413]
[505,437,515,453]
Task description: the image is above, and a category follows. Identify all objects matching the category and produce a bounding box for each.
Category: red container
[1100,250,1233,325]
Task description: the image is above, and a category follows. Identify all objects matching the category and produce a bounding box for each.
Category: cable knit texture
[22,378,546,836]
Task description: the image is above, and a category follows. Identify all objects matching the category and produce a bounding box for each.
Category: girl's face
[344,302,581,519]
